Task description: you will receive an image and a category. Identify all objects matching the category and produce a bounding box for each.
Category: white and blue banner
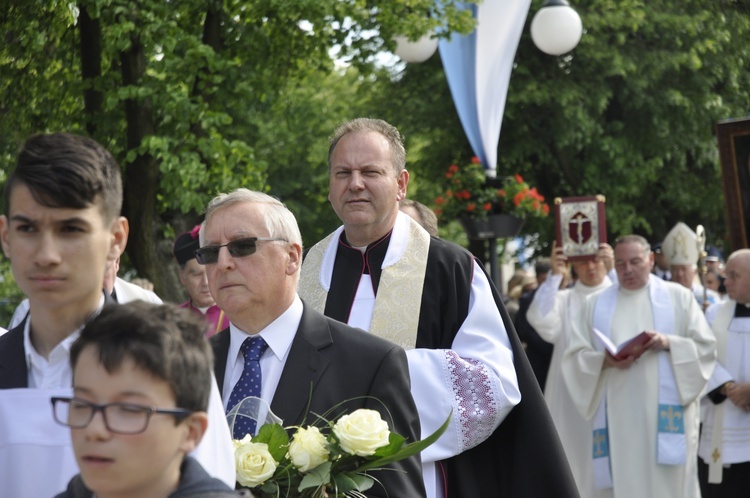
[439,0,531,176]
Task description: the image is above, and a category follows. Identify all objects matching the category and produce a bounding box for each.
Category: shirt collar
[228,295,302,369]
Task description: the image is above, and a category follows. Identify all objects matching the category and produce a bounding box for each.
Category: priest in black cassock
[298,118,577,498]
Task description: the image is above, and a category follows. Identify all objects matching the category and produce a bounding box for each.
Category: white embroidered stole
[297,216,430,350]
[708,299,734,483]
[591,276,682,489]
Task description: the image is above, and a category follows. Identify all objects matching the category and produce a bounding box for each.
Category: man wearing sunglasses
[0,132,234,497]
[298,118,577,498]
[200,188,426,498]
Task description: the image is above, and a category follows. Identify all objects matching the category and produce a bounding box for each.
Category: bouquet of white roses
[230,397,450,498]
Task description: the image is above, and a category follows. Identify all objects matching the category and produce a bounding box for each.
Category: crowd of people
[0,118,743,498]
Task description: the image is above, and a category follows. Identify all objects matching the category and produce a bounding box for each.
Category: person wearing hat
[174,225,230,337]
[651,241,671,280]
[663,222,721,310]
[705,246,725,273]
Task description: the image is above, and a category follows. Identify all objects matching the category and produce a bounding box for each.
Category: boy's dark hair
[70,302,214,413]
[4,132,122,222]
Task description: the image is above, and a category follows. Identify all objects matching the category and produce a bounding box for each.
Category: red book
[593,329,652,361]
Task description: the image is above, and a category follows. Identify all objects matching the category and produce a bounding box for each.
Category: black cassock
[321,233,579,498]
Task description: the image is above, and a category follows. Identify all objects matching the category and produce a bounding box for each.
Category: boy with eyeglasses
[53,301,242,498]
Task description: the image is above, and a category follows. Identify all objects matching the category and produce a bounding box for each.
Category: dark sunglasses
[194,237,288,265]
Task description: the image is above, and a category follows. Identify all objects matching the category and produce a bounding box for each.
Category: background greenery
[1,0,748,324]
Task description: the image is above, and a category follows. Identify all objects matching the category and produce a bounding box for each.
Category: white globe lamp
[393,33,439,63]
[531,0,583,56]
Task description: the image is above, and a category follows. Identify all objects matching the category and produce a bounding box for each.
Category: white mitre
[662,221,699,266]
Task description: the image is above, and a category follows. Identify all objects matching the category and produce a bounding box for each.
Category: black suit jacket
[0,294,117,390]
[211,304,426,498]
[0,321,28,388]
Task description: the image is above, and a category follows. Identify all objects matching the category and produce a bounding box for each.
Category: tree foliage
[0,0,748,321]
[0,0,473,310]
[370,0,750,258]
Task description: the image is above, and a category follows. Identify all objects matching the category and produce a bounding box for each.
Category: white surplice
[562,277,715,498]
[527,273,611,498]
[700,301,750,467]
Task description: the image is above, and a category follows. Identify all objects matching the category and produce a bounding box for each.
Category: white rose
[235,441,278,487]
[333,409,390,456]
[288,426,330,472]
[232,434,253,450]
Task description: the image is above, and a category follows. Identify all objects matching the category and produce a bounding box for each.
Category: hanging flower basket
[434,158,549,228]
[459,214,525,240]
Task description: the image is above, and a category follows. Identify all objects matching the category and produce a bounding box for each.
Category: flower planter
[459,214,525,240]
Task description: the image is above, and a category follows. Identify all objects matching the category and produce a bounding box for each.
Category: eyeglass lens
[195,237,287,265]
[53,398,153,434]
[52,398,192,435]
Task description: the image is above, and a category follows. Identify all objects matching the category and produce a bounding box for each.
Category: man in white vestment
[562,234,716,497]
[663,222,721,309]
[299,118,578,498]
[0,133,234,498]
[699,248,750,497]
[527,241,614,497]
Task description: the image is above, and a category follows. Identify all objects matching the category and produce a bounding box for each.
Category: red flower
[448,164,459,173]
[542,204,550,215]
[483,202,492,211]
[513,192,524,206]
[467,203,476,212]
[515,174,524,184]
[471,156,481,164]
[435,196,444,205]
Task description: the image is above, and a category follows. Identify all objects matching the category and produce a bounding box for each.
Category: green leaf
[253,423,290,463]
[298,461,331,491]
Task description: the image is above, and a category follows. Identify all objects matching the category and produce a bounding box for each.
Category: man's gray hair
[328,118,406,173]
[614,234,651,253]
[200,188,302,249]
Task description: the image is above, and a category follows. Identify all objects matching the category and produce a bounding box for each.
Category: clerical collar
[339,230,392,275]
[735,303,750,317]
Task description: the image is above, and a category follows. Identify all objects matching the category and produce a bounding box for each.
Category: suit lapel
[0,323,30,389]
[210,330,231,395]
[270,307,332,425]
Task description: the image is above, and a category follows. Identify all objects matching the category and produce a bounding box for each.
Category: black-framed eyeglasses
[51,397,193,435]
[194,237,288,265]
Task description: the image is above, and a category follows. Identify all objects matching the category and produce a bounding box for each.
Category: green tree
[0,0,474,310]
[369,0,750,257]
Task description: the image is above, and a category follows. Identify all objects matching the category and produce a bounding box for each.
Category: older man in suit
[201,188,425,498]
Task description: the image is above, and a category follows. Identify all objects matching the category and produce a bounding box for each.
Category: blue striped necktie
[226,335,268,438]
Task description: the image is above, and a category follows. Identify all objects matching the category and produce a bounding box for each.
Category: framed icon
[717,117,750,252]
[554,195,607,261]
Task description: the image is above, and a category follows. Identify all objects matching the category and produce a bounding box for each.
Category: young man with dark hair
[0,132,233,497]
[54,301,240,498]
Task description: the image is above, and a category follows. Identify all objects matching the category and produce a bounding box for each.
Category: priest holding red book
[562,234,715,497]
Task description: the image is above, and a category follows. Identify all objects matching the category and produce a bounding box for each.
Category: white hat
[662,222,699,266]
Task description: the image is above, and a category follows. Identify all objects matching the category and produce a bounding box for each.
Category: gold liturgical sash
[299,217,430,350]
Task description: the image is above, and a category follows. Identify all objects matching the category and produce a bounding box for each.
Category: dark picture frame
[554,195,607,262]
[717,117,750,252]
